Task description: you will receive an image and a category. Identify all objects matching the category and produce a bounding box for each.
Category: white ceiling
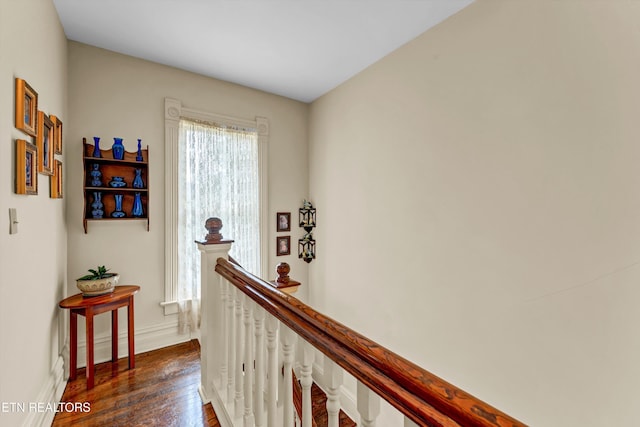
[52,0,473,103]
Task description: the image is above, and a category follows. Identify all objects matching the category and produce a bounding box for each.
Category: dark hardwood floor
[53,339,356,426]
[52,340,220,427]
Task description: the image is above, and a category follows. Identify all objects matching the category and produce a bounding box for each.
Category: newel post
[196,217,234,404]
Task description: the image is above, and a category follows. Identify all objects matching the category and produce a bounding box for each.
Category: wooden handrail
[215,258,526,427]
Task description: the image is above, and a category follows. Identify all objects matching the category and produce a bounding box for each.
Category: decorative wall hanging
[82,137,150,233]
[277,212,291,232]
[298,199,316,263]
[15,78,38,137]
[277,236,291,256]
[15,139,38,195]
[36,111,54,175]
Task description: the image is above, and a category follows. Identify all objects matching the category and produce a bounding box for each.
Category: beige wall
[0,0,68,425]
[309,1,640,425]
[66,42,309,358]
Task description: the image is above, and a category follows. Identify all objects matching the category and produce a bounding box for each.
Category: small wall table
[59,285,140,389]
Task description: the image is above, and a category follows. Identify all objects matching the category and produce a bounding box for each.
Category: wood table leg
[111,308,118,362]
[86,307,94,389]
[70,311,78,380]
[128,296,135,369]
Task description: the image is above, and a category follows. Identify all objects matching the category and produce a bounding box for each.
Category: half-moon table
[59,285,139,389]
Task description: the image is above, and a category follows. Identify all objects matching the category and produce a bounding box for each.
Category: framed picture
[50,115,63,154]
[276,236,291,256]
[277,212,291,232]
[50,159,63,198]
[15,78,38,137]
[16,139,38,195]
[36,111,54,175]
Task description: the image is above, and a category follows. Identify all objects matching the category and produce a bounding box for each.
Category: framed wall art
[15,139,38,195]
[277,236,291,256]
[15,78,38,137]
[36,111,54,175]
[277,212,291,232]
[50,115,63,154]
[50,159,63,198]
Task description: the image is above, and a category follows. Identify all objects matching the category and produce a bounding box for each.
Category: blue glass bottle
[92,137,101,158]
[131,193,144,217]
[136,139,143,162]
[112,137,124,160]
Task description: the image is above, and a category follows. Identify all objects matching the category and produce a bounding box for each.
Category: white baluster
[243,295,255,426]
[281,326,298,427]
[235,287,245,416]
[227,282,236,405]
[300,342,315,427]
[404,417,419,427]
[357,381,380,427]
[254,306,266,427]
[220,280,229,400]
[324,360,343,427]
[265,316,279,427]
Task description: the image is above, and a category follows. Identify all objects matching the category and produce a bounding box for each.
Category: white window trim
[162,97,269,315]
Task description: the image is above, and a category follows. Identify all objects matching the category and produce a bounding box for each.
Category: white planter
[76,274,119,296]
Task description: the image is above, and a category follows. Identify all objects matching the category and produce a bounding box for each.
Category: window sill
[160,300,179,315]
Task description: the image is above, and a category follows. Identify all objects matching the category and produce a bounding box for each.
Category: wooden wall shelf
[82,138,150,233]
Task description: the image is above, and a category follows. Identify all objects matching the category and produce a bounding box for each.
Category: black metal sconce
[298,200,316,263]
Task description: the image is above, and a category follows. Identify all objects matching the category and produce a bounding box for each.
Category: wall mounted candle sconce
[298,199,316,263]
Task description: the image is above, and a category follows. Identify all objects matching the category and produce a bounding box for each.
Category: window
[163,98,268,318]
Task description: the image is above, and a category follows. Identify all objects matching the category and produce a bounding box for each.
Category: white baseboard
[22,356,66,427]
[73,320,191,368]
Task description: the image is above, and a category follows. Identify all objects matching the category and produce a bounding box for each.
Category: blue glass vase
[132,169,144,189]
[112,137,124,160]
[91,192,103,218]
[131,193,144,217]
[136,139,143,162]
[111,194,126,218]
[92,137,101,158]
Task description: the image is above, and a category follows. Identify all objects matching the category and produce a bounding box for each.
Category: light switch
[9,208,18,234]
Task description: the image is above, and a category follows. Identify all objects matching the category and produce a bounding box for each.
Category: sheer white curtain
[177,118,260,333]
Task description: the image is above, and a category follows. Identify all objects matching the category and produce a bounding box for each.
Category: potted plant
[76,266,119,296]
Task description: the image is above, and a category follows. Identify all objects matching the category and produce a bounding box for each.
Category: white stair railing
[197,238,527,427]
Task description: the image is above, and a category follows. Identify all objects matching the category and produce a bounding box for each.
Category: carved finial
[204,217,223,242]
[276,262,290,284]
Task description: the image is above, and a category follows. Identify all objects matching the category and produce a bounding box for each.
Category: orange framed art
[16,139,38,195]
[36,111,54,175]
[15,78,38,137]
[50,159,63,198]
